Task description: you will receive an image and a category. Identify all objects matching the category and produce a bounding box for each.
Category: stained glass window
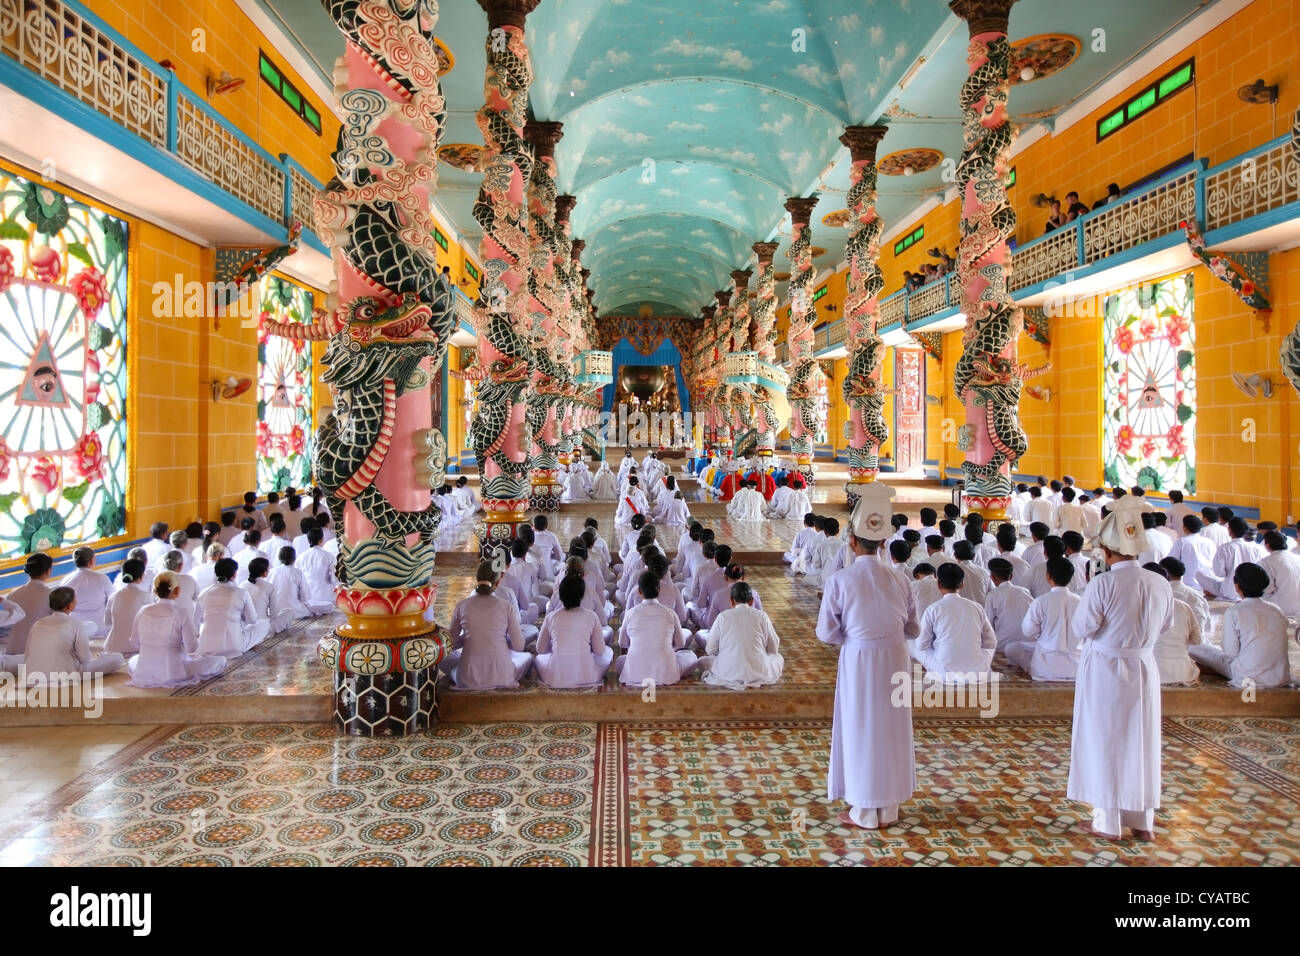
[256,277,313,492]
[814,371,829,445]
[0,170,129,554]
[1102,274,1196,493]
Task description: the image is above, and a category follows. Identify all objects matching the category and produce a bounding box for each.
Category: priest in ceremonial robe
[817,483,919,830]
[1068,493,1173,841]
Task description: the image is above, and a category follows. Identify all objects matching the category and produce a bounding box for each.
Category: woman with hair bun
[127,573,226,687]
[104,558,151,656]
[196,558,270,657]
[442,560,534,689]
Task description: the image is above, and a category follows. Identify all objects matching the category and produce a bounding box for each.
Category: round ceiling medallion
[437,143,485,172]
[774,272,791,281]
[878,148,942,176]
[821,209,851,228]
[809,246,828,258]
[1010,34,1080,84]
[434,39,455,75]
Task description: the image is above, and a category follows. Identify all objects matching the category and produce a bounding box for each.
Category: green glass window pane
[812,285,827,302]
[1127,87,1156,120]
[303,103,319,126]
[1098,110,1124,138]
[912,225,924,242]
[1159,63,1192,99]
[259,55,281,91]
[281,82,303,113]
[434,229,449,250]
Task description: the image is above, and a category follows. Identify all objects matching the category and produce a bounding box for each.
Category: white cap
[1097,492,1150,556]
[849,483,895,541]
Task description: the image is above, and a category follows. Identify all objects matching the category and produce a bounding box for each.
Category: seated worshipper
[1169,515,1218,597]
[0,593,26,669]
[104,559,152,656]
[804,517,848,589]
[766,475,796,518]
[562,462,592,503]
[951,542,991,604]
[115,547,155,595]
[548,557,615,645]
[192,543,226,594]
[618,449,636,485]
[553,539,614,615]
[911,563,942,617]
[141,521,171,568]
[292,516,317,557]
[1008,483,1029,524]
[784,513,819,566]
[259,514,293,560]
[1200,506,1229,547]
[500,542,542,628]
[615,475,650,525]
[443,561,534,689]
[727,479,767,521]
[687,543,733,627]
[937,518,959,556]
[700,581,784,689]
[617,571,699,686]
[584,518,615,568]
[901,530,924,570]
[241,556,274,625]
[534,575,613,689]
[1259,530,1300,615]
[160,550,199,627]
[24,587,125,682]
[1021,522,1051,566]
[1054,487,1085,535]
[683,538,719,602]
[1142,563,1200,685]
[1024,536,1068,598]
[924,534,955,571]
[453,475,484,515]
[228,517,255,555]
[60,547,114,637]
[531,515,564,573]
[1159,556,1213,639]
[1204,517,1267,602]
[239,491,269,533]
[1189,563,1292,688]
[263,491,285,525]
[993,525,1030,581]
[963,521,998,568]
[232,530,264,578]
[1136,512,1173,566]
[434,484,461,531]
[1026,486,1054,529]
[591,460,619,500]
[983,558,1035,652]
[1062,532,1093,592]
[269,546,328,630]
[1079,494,1103,541]
[912,563,997,681]
[616,513,649,569]
[196,558,270,657]
[1004,557,1081,680]
[1046,479,1064,508]
[654,480,692,526]
[698,562,762,638]
[619,465,641,498]
[148,530,192,575]
[618,526,662,605]
[217,511,240,547]
[127,574,226,688]
[888,540,914,587]
[192,522,222,566]
[672,522,706,580]
[297,528,339,610]
[626,551,690,636]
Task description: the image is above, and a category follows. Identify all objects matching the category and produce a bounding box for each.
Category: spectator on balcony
[1064,191,1090,221]
[1043,199,1068,233]
[1093,183,1122,210]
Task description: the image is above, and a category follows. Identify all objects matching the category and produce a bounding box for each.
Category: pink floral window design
[256,277,313,492]
[1102,274,1195,494]
[0,170,128,553]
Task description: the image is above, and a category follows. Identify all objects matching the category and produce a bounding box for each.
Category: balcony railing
[1204,133,1300,232]
[0,0,326,247]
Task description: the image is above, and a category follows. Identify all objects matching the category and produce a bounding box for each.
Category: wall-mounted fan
[211,375,253,401]
[924,394,942,406]
[1231,371,1275,398]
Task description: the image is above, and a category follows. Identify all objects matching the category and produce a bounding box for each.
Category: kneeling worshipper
[726,479,767,521]
[444,561,534,689]
[766,475,795,518]
[1259,530,1300,616]
[1188,562,1292,688]
[592,460,619,500]
[127,574,226,688]
[700,581,784,689]
[534,575,614,689]
[452,475,483,516]
[196,558,271,658]
[653,478,691,525]
[23,587,125,683]
[1068,492,1173,841]
[817,484,919,830]
[912,563,997,681]
[60,547,114,637]
[1004,557,1082,680]
[103,559,152,657]
[616,571,699,686]
[783,513,818,566]
[1143,563,1201,685]
[563,462,592,503]
[615,476,649,525]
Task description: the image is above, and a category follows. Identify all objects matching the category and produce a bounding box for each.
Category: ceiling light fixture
[1020,66,1035,82]
[897,57,927,92]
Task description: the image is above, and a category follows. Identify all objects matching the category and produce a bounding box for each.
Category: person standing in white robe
[701,582,783,689]
[1189,562,1291,688]
[443,562,534,689]
[196,559,270,657]
[1259,530,1300,616]
[1068,495,1173,841]
[297,529,338,611]
[534,575,612,688]
[819,485,918,830]
[104,559,152,656]
[727,480,767,521]
[23,588,125,682]
[616,572,699,686]
[60,547,114,637]
[1004,558,1081,680]
[127,574,225,688]
[592,461,618,500]
[983,558,1034,652]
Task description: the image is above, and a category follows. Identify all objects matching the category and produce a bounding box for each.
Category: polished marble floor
[2,716,1296,866]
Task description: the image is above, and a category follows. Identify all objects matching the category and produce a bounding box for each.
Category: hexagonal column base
[333,668,437,736]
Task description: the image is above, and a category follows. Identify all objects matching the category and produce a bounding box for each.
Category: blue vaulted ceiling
[256,0,1220,317]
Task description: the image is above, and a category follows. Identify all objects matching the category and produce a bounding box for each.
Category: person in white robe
[232,531,264,579]
[766,476,796,519]
[1203,518,1267,602]
[192,543,226,594]
[950,543,991,605]
[268,546,328,630]
[259,515,293,560]
[616,571,699,686]
[241,556,274,627]
[803,518,848,589]
[434,486,461,531]
[159,551,200,628]
[614,477,649,525]
[1135,512,1173,566]
[443,562,534,689]
[1078,495,1103,541]
[23,588,125,682]
[1200,507,1229,547]
[1259,531,1300,616]
[818,485,919,830]
[534,575,612,689]
[151,530,193,575]
[1168,515,1218,597]
[913,564,997,680]
[1159,557,1214,639]
[217,514,240,548]
[452,476,483,515]
[983,558,1035,652]
[910,564,942,618]
[700,582,783,689]
[140,522,172,570]
[592,461,619,500]
[0,595,26,672]
[726,480,767,521]
[1188,563,1291,688]
[1141,563,1201,684]
[562,466,592,503]
[783,514,818,566]
[196,559,270,657]
[127,574,225,688]
[549,559,615,645]
[617,451,636,485]
[60,547,114,638]
[297,529,338,611]
[1004,558,1081,680]
[103,559,152,656]
[1067,494,1173,841]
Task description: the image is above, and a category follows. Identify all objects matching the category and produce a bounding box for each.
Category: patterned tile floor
[2,716,1296,866]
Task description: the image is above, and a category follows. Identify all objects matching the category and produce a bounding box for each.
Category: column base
[962,494,1010,522]
[476,514,529,560]
[529,481,563,512]
[333,667,438,736]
